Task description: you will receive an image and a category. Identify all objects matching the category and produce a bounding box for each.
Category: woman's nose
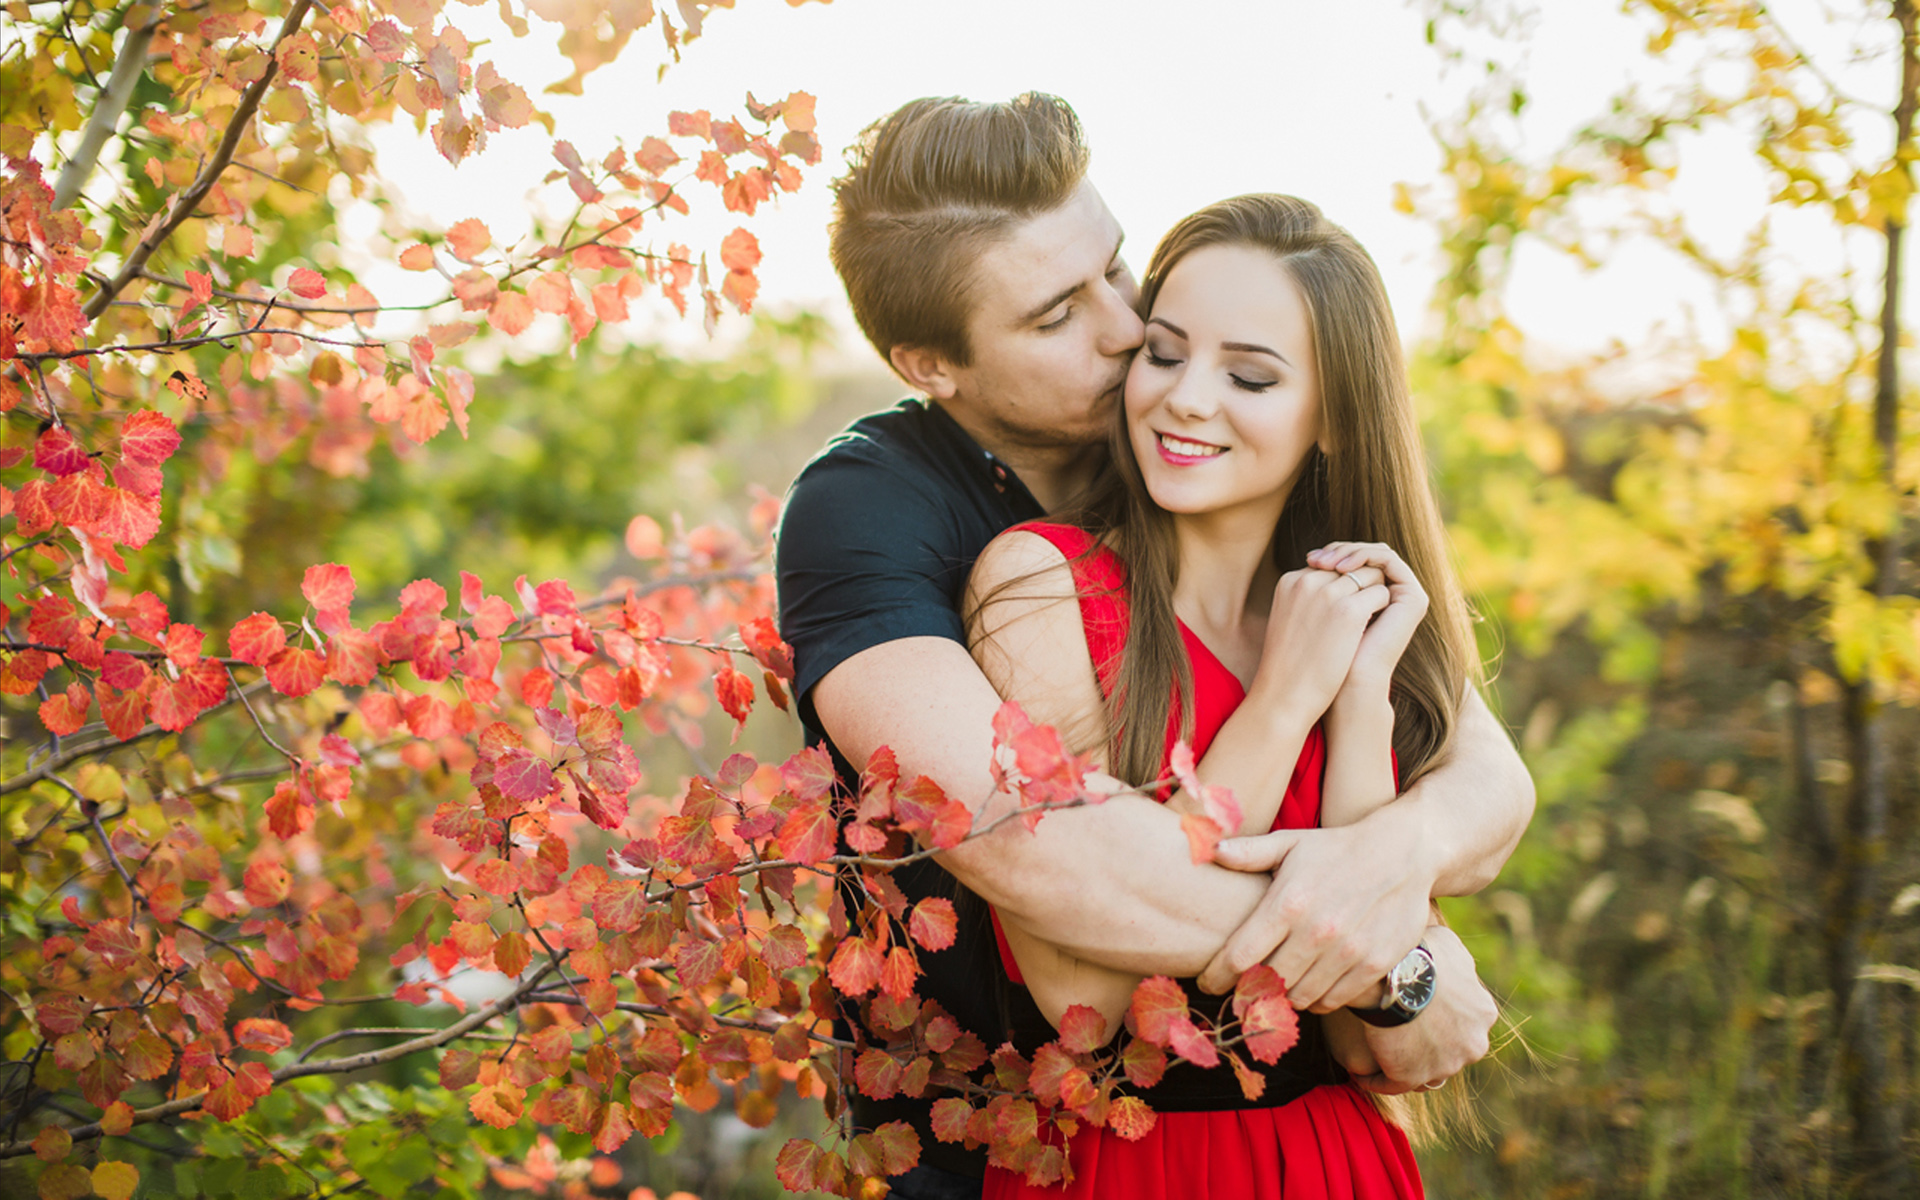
[1164,373,1217,422]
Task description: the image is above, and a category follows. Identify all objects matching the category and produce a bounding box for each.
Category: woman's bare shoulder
[965,529,1105,754]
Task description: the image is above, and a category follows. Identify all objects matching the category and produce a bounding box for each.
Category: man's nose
[1094,277,1145,357]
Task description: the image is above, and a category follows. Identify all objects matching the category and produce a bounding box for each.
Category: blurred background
[18,0,1913,1197]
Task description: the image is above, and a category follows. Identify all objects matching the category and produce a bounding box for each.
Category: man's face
[941,181,1144,452]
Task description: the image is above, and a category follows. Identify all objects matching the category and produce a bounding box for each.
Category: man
[776,93,1532,1197]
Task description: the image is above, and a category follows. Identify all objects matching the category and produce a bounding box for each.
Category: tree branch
[81,0,317,322]
[52,17,157,210]
[0,957,562,1159]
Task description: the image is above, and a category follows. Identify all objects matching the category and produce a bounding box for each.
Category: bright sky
[361,0,1913,369]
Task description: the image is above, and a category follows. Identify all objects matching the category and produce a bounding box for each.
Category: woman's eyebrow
[1221,340,1290,366]
[1149,318,1291,367]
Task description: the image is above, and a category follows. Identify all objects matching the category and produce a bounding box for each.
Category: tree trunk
[1830,5,1916,1195]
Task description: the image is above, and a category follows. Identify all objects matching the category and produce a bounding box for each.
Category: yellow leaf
[92,1161,139,1200]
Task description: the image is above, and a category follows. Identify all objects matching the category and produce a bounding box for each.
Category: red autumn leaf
[302,562,355,612]
[470,1083,524,1128]
[1170,739,1244,833]
[91,486,160,548]
[488,290,535,335]
[879,945,918,999]
[264,779,313,839]
[775,801,836,865]
[228,612,287,666]
[761,922,808,971]
[1027,1043,1075,1105]
[1166,1018,1219,1068]
[592,879,648,931]
[494,749,556,803]
[721,227,762,273]
[243,859,291,908]
[491,931,531,976]
[930,1097,973,1144]
[366,18,406,61]
[120,410,181,465]
[34,426,91,476]
[908,898,958,951]
[715,664,753,733]
[472,857,519,896]
[722,267,759,314]
[438,1047,481,1090]
[779,744,836,802]
[827,934,883,997]
[740,615,794,679]
[1107,1095,1158,1141]
[1057,1004,1109,1055]
[782,90,817,133]
[163,623,202,670]
[38,682,91,736]
[445,217,491,263]
[121,1033,172,1081]
[97,681,148,741]
[1128,976,1189,1046]
[325,626,379,686]
[288,268,327,299]
[870,1120,921,1176]
[1180,812,1223,865]
[775,1138,841,1194]
[233,1018,292,1054]
[1121,1037,1167,1088]
[668,109,712,139]
[265,646,326,697]
[676,938,724,988]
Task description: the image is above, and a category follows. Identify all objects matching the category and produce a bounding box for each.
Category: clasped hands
[1192,543,1499,1094]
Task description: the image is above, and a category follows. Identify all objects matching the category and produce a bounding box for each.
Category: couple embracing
[774,93,1535,1200]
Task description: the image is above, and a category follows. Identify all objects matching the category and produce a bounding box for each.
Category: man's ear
[888,344,961,402]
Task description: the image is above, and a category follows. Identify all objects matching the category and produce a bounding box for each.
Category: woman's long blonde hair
[1061,194,1479,789]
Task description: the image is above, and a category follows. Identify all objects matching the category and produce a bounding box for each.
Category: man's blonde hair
[829,93,1091,367]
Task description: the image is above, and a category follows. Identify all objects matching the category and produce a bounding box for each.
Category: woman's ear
[888,344,961,401]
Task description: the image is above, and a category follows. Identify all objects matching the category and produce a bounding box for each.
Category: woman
[963,195,1480,1198]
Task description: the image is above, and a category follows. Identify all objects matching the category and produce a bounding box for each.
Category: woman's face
[1124,243,1323,525]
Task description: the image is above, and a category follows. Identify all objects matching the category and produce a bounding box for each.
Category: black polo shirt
[776,398,1044,1177]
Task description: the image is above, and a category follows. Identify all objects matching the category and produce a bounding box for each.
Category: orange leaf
[488,291,534,335]
[288,268,326,299]
[446,217,491,263]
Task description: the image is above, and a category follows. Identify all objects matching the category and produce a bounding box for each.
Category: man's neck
[930,399,1101,512]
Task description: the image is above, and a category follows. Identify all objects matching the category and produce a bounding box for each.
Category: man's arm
[814,634,1270,978]
[1194,687,1534,1008]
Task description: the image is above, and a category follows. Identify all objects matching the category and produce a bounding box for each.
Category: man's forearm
[1393,685,1534,897]
[949,789,1272,978]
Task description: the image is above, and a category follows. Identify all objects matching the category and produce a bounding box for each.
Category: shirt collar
[918,398,1046,517]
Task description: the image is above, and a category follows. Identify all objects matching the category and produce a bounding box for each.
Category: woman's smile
[1155,431,1228,463]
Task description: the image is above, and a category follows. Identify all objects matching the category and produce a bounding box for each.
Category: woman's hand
[1305,542,1428,707]
[1255,562,1390,722]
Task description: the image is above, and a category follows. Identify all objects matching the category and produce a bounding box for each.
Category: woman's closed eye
[1230,374,1277,393]
[1143,348,1183,368]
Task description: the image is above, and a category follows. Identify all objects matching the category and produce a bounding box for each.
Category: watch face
[1389,948,1437,1013]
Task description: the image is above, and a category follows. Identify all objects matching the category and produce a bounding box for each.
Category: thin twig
[82,0,318,321]
[0,957,563,1159]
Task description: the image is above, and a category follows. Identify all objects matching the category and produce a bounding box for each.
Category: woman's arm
[963,531,1374,1029]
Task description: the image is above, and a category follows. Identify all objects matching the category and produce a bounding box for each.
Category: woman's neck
[1170,499,1287,674]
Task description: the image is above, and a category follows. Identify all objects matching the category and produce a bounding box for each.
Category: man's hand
[1195,812,1433,1010]
[1320,926,1496,1094]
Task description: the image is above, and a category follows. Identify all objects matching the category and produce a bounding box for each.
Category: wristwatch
[1349,941,1437,1027]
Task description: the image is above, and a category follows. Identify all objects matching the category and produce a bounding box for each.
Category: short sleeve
[775,451,972,728]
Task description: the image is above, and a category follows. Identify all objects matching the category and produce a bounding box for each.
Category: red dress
[982,523,1423,1200]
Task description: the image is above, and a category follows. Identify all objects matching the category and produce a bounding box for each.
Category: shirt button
[994,466,1007,479]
